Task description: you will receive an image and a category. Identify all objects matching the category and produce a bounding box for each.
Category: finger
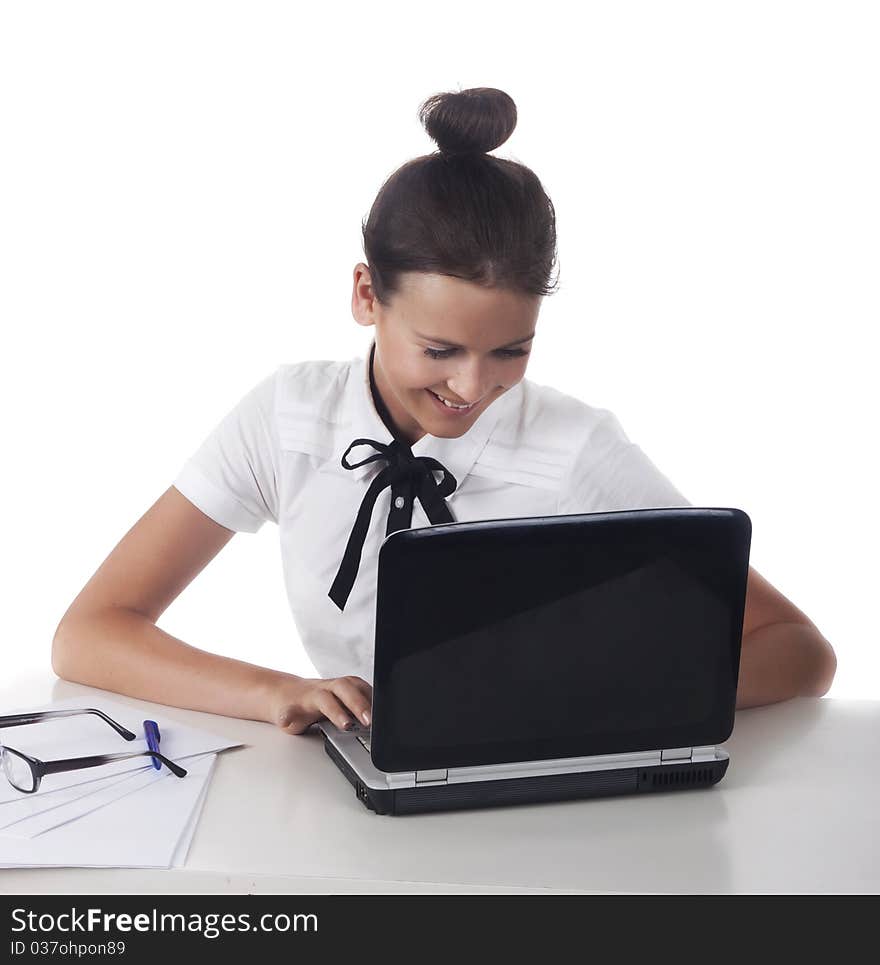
[277,681,351,734]
[315,691,360,731]
[332,677,373,724]
[346,676,374,705]
[329,678,373,726]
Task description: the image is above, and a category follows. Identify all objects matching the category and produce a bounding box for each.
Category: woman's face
[352,265,542,445]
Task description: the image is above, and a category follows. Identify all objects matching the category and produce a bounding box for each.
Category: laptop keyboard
[343,722,371,751]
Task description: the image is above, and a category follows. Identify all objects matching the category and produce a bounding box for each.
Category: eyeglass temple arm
[0,709,137,741]
[41,750,187,779]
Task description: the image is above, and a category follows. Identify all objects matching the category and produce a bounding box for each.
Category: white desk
[1,674,877,894]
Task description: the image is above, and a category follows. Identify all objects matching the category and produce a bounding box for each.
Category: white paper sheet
[0,752,217,869]
[2,753,217,839]
[0,766,151,831]
[171,762,213,868]
[0,696,242,804]
[0,696,238,868]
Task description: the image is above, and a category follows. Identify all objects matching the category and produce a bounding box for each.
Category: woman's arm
[736,620,837,709]
[52,486,296,723]
[735,566,837,709]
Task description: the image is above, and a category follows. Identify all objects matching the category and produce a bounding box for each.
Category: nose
[446,359,500,404]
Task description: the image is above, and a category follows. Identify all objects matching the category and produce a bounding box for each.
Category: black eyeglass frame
[0,707,187,794]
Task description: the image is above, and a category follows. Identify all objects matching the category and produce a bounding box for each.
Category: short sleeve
[557,411,691,514]
[172,369,280,532]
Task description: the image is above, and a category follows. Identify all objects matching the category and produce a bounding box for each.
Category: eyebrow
[414,331,536,349]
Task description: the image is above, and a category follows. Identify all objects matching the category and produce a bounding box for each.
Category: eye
[423,347,529,360]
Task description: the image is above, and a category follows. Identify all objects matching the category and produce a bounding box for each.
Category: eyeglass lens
[0,745,36,792]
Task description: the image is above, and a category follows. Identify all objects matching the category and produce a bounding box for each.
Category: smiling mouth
[427,389,480,410]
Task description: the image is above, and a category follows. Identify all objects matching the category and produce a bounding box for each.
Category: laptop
[318,507,752,816]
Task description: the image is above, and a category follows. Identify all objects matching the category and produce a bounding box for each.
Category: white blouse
[172,338,691,684]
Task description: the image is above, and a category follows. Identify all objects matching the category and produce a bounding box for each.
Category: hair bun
[419,87,517,157]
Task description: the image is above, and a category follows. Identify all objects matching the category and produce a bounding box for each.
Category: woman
[51,87,836,737]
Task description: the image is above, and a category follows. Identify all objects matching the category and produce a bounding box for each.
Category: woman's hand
[269,674,373,735]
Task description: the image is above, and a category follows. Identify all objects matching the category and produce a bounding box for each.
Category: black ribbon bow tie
[328,437,457,611]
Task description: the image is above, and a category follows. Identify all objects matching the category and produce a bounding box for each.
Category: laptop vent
[649,767,715,788]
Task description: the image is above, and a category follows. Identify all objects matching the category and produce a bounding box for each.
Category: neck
[369,343,417,447]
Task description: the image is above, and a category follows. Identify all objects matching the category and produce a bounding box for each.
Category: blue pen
[143,720,161,770]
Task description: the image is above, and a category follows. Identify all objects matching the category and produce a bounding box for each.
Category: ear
[351,263,379,328]
[741,565,814,638]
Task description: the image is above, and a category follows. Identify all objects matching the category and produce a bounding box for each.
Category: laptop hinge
[661,746,718,763]
[415,768,448,785]
[691,745,717,762]
[661,747,693,762]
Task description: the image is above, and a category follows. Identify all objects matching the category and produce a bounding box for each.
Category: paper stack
[0,697,242,869]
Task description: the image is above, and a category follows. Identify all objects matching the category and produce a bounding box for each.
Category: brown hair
[361,87,560,307]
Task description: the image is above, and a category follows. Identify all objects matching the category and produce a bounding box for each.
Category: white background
[1,1,877,699]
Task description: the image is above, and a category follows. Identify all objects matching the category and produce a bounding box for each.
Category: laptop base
[322,735,729,816]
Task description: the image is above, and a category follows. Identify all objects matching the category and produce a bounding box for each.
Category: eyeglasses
[0,707,187,794]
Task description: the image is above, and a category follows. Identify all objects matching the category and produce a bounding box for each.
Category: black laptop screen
[370,509,750,773]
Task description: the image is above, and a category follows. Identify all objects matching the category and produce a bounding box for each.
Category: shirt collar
[336,337,519,489]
